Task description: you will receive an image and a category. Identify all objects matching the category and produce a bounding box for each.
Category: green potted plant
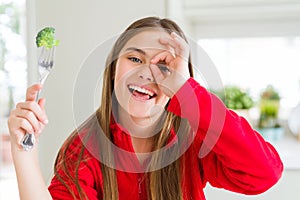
[212,85,254,122]
[257,85,283,141]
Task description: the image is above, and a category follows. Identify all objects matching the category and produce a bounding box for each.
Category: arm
[7,84,52,200]
[8,85,101,200]
[149,31,283,194]
[11,145,52,200]
[167,78,284,194]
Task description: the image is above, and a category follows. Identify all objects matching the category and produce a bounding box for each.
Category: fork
[21,46,55,151]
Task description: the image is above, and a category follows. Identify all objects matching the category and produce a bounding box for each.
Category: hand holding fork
[21,46,55,151]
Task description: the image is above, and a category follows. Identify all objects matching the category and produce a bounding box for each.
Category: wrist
[11,141,39,160]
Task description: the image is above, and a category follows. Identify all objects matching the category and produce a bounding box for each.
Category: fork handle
[21,90,41,151]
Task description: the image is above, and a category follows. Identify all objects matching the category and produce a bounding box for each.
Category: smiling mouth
[128,84,157,100]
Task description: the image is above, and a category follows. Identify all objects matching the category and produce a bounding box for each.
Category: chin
[128,103,165,119]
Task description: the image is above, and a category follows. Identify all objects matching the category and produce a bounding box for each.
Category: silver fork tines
[21,46,55,151]
[38,47,54,84]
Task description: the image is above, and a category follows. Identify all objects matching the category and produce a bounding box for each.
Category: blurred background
[1,0,300,199]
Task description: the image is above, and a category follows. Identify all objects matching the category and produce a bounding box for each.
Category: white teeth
[129,85,154,96]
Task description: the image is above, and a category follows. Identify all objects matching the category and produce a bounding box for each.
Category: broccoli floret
[35,27,59,49]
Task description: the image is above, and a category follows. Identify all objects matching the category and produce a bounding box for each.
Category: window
[0,0,26,184]
[198,37,300,113]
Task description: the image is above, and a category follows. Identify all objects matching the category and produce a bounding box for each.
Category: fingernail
[44,119,49,124]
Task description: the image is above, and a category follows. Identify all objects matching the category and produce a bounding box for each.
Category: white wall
[27,0,168,183]
[183,0,300,38]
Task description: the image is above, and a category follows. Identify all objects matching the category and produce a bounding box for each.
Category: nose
[138,65,154,82]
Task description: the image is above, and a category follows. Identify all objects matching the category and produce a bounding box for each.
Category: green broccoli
[35,27,59,49]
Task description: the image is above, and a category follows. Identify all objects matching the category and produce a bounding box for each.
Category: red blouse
[48,78,283,199]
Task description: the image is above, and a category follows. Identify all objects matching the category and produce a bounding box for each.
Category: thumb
[26,84,42,101]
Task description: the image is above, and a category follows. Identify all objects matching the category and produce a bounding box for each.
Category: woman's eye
[157,63,170,73]
[129,57,142,63]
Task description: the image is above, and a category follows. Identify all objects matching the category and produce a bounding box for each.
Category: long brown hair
[54,16,194,200]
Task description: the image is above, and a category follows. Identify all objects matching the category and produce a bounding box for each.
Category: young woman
[8,16,283,200]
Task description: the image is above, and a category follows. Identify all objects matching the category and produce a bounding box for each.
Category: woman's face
[114,30,172,123]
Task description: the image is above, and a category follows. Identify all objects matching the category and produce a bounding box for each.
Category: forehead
[122,30,172,51]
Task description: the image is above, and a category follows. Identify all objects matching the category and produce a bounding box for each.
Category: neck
[131,136,154,164]
[117,105,166,154]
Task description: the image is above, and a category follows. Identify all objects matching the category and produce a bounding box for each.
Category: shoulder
[54,128,103,183]
[50,129,103,199]
[56,127,102,170]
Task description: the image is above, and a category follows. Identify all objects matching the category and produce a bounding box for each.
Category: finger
[13,109,42,133]
[8,113,34,135]
[171,32,189,52]
[170,32,186,45]
[160,33,189,60]
[35,123,45,138]
[16,101,48,124]
[159,37,177,51]
[26,84,42,101]
[38,98,48,124]
[159,37,186,60]
[151,51,174,65]
[38,98,46,111]
[14,117,35,135]
[149,64,166,83]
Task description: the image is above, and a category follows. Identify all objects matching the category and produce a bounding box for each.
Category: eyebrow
[124,47,146,55]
